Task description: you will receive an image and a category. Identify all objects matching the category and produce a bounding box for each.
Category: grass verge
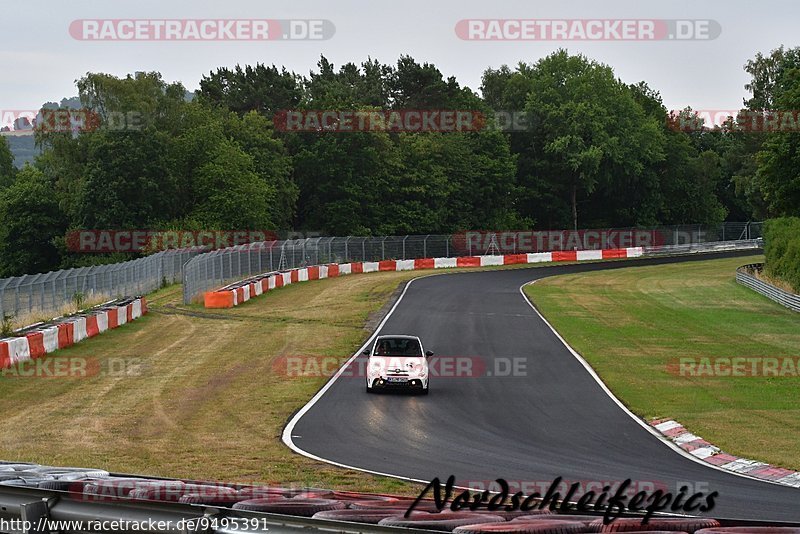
[0,273,426,494]
[525,255,800,470]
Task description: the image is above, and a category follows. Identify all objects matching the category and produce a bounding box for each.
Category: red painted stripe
[86,316,100,337]
[414,258,435,270]
[307,266,320,280]
[328,264,340,277]
[291,270,299,283]
[378,260,396,272]
[456,256,481,267]
[57,323,74,349]
[503,254,528,265]
[140,298,148,314]
[0,342,11,370]
[275,275,284,288]
[126,304,134,323]
[602,248,627,259]
[261,279,269,292]
[250,283,258,296]
[236,287,245,304]
[552,251,578,262]
[351,262,364,274]
[26,332,45,359]
[108,308,119,329]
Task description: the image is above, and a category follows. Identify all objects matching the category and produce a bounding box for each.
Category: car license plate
[386,377,407,383]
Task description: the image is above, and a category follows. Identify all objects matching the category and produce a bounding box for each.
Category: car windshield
[373,338,422,357]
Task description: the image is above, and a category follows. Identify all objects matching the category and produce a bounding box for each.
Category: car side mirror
[425,350,434,358]
[362,350,370,356]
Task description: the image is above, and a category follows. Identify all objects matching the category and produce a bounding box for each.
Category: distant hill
[3,133,38,168]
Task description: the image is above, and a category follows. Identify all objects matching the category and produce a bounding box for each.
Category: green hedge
[763,217,800,293]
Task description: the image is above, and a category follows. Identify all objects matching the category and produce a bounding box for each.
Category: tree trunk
[571,183,578,232]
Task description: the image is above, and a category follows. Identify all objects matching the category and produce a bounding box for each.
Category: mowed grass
[525,255,800,470]
[0,271,427,494]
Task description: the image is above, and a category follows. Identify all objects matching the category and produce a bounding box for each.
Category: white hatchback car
[364,335,433,394]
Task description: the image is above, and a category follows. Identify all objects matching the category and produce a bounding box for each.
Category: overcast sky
[3,0,798,113]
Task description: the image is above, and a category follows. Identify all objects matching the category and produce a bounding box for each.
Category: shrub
[763,217,800,293]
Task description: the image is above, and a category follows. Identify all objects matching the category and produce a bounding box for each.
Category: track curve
[285,251,799,522]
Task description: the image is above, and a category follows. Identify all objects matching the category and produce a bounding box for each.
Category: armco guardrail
[737,263,800,312]
[182,223,764,304]
[202,248,646,308]
[0,247,203,321]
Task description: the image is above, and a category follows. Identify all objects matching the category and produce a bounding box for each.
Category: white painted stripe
[577,250,603,261]
[721,459,768,473]
[73,317,88,343]
[627,247,644,257]
[362,262,379,273]
[655,420,682,432]
[117,306,127,326]
[776,473,800,487]
[527,252,552,263]
[396,259,416,271]
[6,337,30,364]
[339,264,352,275]
[434,257,457,269]
[232,290,238,306]
[268,276,276,290]
[480,255,504,266]
[132,300,142,319]
[319,265,328,279]
[690,447,719,459]
[96,312,109,333]
[254,282,263,296]
[298,268,309,282]
[282,272,292,286]
[42,327,59,354]
[674,432,702,444]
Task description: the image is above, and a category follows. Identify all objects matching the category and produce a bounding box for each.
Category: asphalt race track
[287,251,800,522]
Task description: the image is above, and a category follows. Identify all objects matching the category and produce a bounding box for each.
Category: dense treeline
[0,48,798,277]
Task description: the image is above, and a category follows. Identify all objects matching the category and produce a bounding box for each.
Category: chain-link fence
[0,247,204,320]
[182,222,764,304]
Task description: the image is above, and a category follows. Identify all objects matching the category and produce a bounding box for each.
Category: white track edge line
[519,279,795,490]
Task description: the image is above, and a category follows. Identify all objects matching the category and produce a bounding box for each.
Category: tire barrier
[0,462,792,533]
[0,297,147,371]
[203,249,645,308]
[650,419,800,488]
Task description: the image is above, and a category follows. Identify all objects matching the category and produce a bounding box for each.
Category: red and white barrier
[0,297,148,371]
[204,248,645,308]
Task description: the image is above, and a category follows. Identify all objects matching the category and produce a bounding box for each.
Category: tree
[524,50,665,230]
[198,63,303,117]
[0,136,14,189]
[0,166,66,276]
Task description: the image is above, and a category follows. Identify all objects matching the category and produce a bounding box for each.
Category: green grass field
[525,255,800,470]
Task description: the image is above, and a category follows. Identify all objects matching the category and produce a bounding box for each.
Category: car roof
[375,335,421,341]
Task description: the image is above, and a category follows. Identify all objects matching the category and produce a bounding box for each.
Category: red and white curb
[204,248,644,308]
[0,298,148,371]
[650,418,800,488]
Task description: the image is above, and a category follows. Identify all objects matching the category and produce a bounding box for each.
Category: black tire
[696,529,800,534]
[453,521,587,533]
[592,518,721,533]
[313,509,431,524]
[232,498,344,517]
[348,499,442,513]
[379,512,505,531]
